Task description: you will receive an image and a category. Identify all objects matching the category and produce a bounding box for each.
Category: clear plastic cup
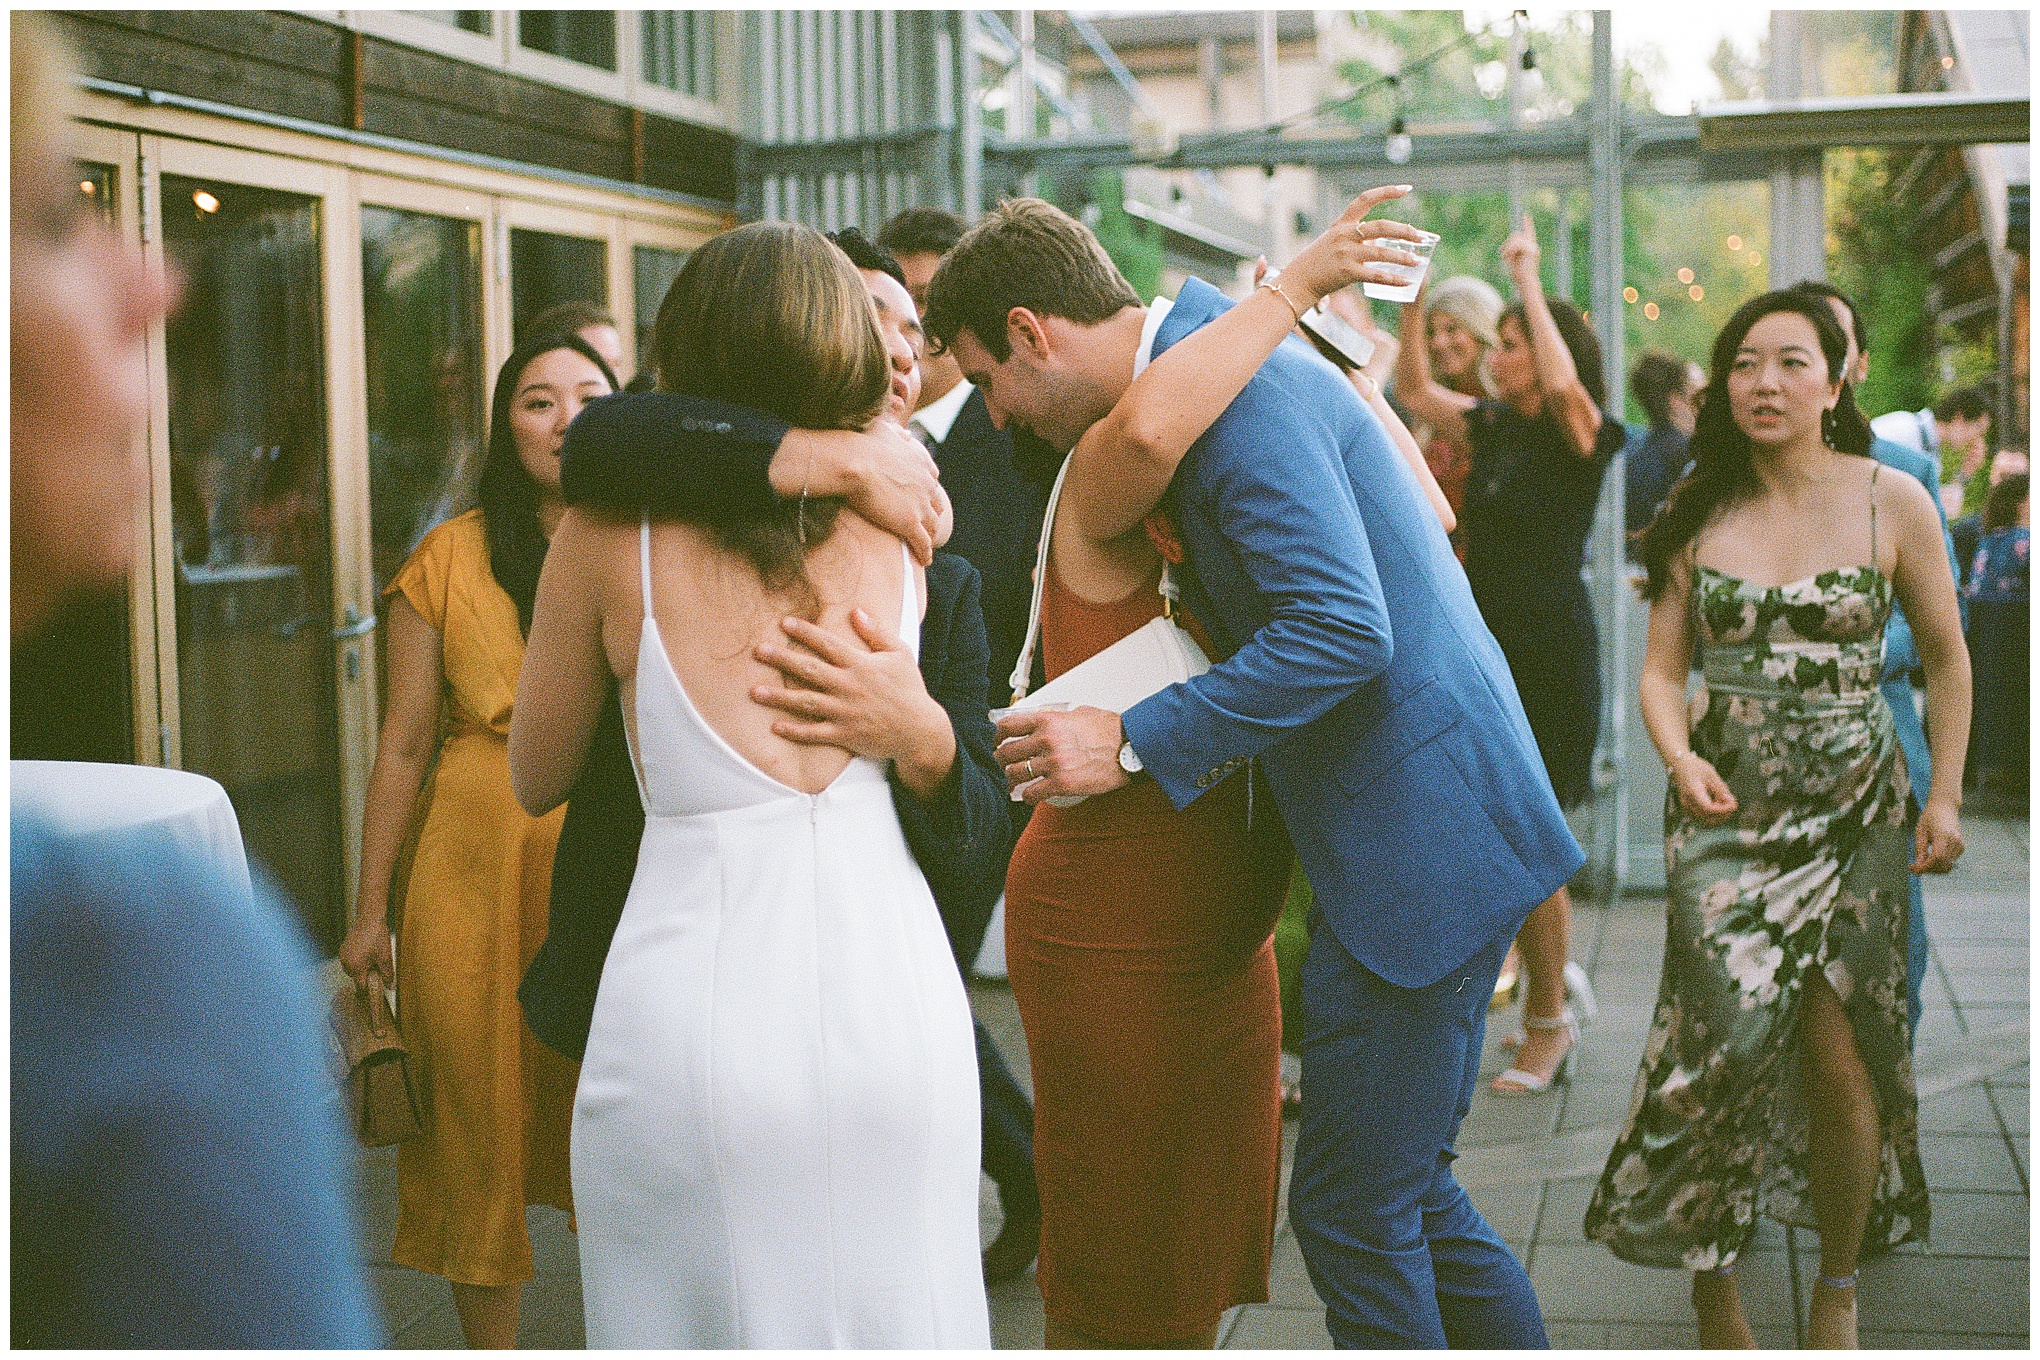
[989,702,1086,805]
[1361,230,1440,303]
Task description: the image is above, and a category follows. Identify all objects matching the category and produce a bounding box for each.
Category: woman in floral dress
[1588,292,1970,1349]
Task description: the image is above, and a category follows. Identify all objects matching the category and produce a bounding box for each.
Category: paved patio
[353,806,2026,1348]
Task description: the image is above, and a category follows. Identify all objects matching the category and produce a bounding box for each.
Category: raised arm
[1500,214,1602,459]
[1884,472,1970,871]
[510,509,620,816]
[1058,185,1429,544]
[1393,287,1478,448]
[562,391,951,563]
[1350,367,1455,533]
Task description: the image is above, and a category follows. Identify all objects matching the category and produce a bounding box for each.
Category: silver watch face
[1118,741,1143,773]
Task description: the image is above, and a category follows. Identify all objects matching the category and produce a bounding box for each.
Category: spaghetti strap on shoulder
[1868,461,1881,566]
[640,515,655,615]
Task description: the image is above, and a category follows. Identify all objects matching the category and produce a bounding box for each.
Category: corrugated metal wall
[743,10,971,232]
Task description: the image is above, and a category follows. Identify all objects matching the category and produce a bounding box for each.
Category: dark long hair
[1502,295,1606,410]
[479,332,618,633]
[1633,290,1872,600]
[652,221,889,598]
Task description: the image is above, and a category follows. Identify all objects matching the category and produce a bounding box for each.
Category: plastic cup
[1362,230,1440,304]
[990,702,1076,803]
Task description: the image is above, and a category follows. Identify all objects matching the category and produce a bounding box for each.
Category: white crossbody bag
[1003,454,1211,725]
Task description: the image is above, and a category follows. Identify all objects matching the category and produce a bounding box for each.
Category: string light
[193,190,220,214]
[1385,115,1413,165]
[1689,284,1705,301]
[1623,286,1639,304]
[1643,302,1660,320]
[1726,234,1743,250]
[1677,267,1695,284]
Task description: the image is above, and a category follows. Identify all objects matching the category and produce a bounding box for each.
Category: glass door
[149,145,360,951]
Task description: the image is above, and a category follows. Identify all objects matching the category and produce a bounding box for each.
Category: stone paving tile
[1525,1242,1797,1327]
[1555,1076,1635,1132]
[1546,1320,1796,1348]
[1987,1084,2029,1134]
[1935,943,2032,973]
[391,1300,464,1348]
[1266,1229,1321,1310]
[1946,971,2030,1005]
[1914,1190,2030,1257]
[366,1261,447,1338]
[519,1274,585,1348]
[1857,1254,2030,1335]
[1458,1088,1564,1147]
[1462,1180,1542,1240]
[1922,1084,2012,1134]
[1857,1331,2029,1349]
[989,1289,1045,1349]
[1920,1133,2027,1192]
[1223,1302,1331,1349]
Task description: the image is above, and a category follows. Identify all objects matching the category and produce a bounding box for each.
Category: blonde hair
[1426,275,1504,352]
[655,221,889,431]
[650,221,890,600]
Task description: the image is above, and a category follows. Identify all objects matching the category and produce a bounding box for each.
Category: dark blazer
[518,396,1014,1060]
[928,387,1050,708]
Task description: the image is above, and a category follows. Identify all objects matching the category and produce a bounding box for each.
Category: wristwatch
[1117,740,1144,775]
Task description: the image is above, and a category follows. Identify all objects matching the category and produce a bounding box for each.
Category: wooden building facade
[25,9,755,948]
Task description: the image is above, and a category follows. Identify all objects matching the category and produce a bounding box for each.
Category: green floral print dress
[1585,484,1928,1270]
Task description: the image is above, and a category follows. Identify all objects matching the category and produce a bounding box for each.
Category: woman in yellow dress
[340,331,616,1347]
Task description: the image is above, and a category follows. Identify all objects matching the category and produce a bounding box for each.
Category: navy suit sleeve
[524,687,642,1062]
[1123,356,1394,810]
[890,556,1015,970]
[561,391,791,520]
[11,826,382,1348]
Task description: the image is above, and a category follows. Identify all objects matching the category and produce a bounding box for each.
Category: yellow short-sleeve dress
[383,508,577,1287]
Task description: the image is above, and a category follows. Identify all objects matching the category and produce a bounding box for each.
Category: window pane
[361,206,486,598]
[510,228,609,341]
[161,175,345,950]
[405,11,492,36]
[519,10,616,71]
[633,244,689,378]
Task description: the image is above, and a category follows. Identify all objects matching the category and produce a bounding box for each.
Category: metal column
[1588,10,1629,896]
[1767,11,1826,285]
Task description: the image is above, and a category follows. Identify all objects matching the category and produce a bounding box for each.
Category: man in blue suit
[923,199,1582,1348]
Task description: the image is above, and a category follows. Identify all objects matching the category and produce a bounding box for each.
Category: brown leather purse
[330,979,424,1146]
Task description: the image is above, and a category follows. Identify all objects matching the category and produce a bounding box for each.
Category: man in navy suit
[923,199,1583,1348]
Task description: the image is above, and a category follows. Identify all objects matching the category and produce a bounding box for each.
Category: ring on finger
[1025,757,1037,780]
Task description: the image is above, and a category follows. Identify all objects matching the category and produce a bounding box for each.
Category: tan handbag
[330,979,424,1147]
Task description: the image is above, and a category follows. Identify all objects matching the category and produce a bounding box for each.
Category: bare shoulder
[1871,457,1940,533]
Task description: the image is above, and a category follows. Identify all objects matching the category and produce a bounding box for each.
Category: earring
[1821,407,1838,448]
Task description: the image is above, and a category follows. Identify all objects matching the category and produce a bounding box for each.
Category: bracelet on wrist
[1257,277,1308,325]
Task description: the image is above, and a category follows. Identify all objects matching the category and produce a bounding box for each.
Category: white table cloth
[11,760,253,899]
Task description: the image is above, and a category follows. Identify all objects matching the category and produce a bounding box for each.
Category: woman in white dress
[509,222,988,1350]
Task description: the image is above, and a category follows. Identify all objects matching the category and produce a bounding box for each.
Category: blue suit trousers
[1290,922,1548,1349]
[1881,673,1932,1039]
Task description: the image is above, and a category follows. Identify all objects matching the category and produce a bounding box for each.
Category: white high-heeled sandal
[1500,961,1599,1050]
[1491,1007,1579,1094]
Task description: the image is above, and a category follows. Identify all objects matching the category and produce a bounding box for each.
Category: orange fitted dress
[384,510,578,1287]
[1003,557,1290,1345]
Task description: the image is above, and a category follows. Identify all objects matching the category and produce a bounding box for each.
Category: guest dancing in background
[1587,291,1968,1349]
[1395,214,1620,1094]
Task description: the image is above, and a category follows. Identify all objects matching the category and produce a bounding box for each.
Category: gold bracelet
[1258,277,1307,325]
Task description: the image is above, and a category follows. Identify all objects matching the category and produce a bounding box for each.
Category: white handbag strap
[1009,454,1178,703]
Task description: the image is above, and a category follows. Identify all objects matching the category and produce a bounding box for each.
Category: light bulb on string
[1385,115,1413,166]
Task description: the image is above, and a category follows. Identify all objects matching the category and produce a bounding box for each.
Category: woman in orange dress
[339,332,615,1348]
[993,188,1453,1348]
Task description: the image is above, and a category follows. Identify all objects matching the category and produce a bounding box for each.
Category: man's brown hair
[921,198,1141,361]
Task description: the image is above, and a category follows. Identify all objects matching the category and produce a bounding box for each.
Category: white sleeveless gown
[572,524,990,1349]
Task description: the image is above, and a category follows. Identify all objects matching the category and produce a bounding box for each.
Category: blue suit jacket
[1120,279,1583,989]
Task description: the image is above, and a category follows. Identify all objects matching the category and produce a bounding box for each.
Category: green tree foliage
[1828,147,1935,418]
[1043,168,1164,303]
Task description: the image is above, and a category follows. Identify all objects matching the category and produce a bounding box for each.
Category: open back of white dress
[571,521,989,1349]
